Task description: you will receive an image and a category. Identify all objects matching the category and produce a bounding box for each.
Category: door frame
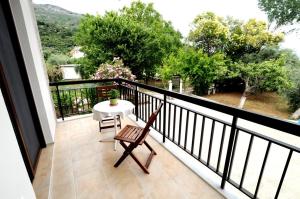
[0,0,46,181]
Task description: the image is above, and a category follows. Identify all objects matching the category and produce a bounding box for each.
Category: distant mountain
[34,4,82,29]
[33,4,83,59]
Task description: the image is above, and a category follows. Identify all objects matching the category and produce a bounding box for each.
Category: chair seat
[115,125,149,144]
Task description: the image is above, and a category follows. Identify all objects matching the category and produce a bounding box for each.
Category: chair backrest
[96,85,118,100]
[135,103,164,145]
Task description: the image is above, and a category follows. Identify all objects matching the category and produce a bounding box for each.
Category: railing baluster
[216,124,226,173]
[254,141,272,198]
[228,130,240,180]
[134,86,138,121]
[154,98,158,129]
[85,88,90,110]
[221,116,238,189]
[144,93,146,118]
[139,92,141,119]
[80,89,84,112]
[55,85,64,120]
[172,105,177,142]
[198,116,206,160]
[141,93,144,121]
[151,96,154,117]
[144,93,146,121]
[167,102,171,138]
[163,94,167,143]
[191,113,197,155]
[159,99,162,133]
[239,134,254,189]
[68,90,73,115]
[62,89,66,115]
[184,110,190,150]
[178,108,183,145]
[74,89,79,114]
[148,95,150,119]
[207,120,216,166]
[274,150,293,199]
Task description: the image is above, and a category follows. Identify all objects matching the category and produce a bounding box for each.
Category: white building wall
[0,90,36,199]
[62,65,81,80]
[9,0,56,143]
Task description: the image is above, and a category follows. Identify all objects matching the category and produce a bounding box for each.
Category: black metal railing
[50,79,300,199]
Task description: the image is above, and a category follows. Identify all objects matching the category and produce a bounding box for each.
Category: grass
[204,92,291,119]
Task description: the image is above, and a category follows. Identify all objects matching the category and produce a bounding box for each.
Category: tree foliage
[37,20,76,60]
[46,54,72,65]
[189,14,284,61]
[161,48,227,95]
[258,0,300,26]
[225,18,284,60]
[76,1,182,79]
[189,12,228,55]
[230,58,291,94]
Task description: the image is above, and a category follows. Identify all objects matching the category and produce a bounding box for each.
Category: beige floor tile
[52,182,76,199]
[33,116,225,199]
[75,169,111,199]
[35,186,49,199]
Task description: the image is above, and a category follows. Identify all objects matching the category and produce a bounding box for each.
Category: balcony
[34,78,300,199]
[33,116,225,199]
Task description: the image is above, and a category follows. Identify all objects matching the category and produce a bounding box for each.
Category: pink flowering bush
[93,58,136,80]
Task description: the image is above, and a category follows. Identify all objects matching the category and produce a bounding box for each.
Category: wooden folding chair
[114,103,164,174]
[96,85,121,132]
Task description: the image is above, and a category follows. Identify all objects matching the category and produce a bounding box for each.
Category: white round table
[93,100,135,150]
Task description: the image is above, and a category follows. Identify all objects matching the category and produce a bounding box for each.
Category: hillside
[33,4,82,59]
[34,4,82,29]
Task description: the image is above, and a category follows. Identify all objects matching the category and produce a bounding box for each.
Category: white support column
[168,80,172,92]
[10,0,56,143]
[179,79,183,94]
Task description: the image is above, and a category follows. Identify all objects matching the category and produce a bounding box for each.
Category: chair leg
[114,142,134,167]
[129,152,149,174]
[144,140,157,155]
[116,141,150,174]
[114,151,130,167]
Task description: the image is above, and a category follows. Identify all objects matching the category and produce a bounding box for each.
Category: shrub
[286,84,300,111]
[47,64,63,82]
[92,58,136,80]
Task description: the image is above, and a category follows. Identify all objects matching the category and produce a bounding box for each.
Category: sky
[33,0,300,56]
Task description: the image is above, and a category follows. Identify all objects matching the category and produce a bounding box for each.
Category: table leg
[114,116,118,151]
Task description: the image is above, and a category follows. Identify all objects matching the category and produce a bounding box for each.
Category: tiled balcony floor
[33,115,225,199]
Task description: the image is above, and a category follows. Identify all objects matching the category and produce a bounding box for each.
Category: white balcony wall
[0,90,36,199]
[9,0,56,143]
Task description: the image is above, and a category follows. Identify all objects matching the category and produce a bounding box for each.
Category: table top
[92,100,134,120]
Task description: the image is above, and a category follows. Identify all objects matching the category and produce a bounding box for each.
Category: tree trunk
[238,91,247,108]
[238,79,249,109]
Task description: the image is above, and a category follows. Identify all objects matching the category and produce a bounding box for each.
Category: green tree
[189,12,228,55]
[189,13,283,60]
[225,18,284,60]
[230,58,291,108]
[161,48,228,95]
[46,54,71,65]
[76,1,182,79]
[258,0,300,26]
[37,20,76,59]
